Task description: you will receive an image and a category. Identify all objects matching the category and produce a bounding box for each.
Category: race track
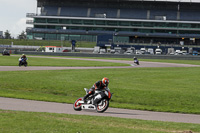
[0,56,200,124]
[1,97,200,124]
[0,55,199,71]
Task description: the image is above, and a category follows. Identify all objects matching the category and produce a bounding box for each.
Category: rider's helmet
[22,54,26,58]
[102,77,109,86]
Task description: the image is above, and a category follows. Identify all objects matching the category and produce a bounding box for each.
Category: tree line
[1,30,26,39]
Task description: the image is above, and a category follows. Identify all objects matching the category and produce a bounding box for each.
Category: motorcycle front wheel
[73,97,83,111]
[96,99,109,113]
[24,62,28,67]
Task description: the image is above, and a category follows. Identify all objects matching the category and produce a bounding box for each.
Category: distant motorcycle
[19,58,28,67]
[133,57,140,65]
[73,88,113,113]
[2,50,10,56]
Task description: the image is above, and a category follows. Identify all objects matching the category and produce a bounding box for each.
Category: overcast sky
[0,0,37,38]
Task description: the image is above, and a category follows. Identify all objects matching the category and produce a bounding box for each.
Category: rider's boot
[83,93,90,103]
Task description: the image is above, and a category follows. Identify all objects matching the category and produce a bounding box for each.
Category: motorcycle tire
[73,97,83,111]
[96,99,109,113]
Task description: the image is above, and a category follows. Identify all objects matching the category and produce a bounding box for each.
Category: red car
[62,49,70,52]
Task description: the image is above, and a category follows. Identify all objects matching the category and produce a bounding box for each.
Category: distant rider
[19,54,28,64]
[83,77,109,101]
[133,57,139,65]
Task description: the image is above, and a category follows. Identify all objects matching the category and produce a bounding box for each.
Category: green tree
[4,30,11,39]
[18,31,26,40]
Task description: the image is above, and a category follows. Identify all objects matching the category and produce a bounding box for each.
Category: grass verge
[0,110,200,133]
[141,59,200,65]
[0,39,96,48]
[0,67,200,114]
[12,54,200,65]
[0,55,129,67]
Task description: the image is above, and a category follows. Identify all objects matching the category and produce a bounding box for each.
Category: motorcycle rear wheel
[73,97,83,111]
[96,99,109,113]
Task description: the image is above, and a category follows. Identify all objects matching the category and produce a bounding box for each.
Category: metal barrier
[15,51,200,60]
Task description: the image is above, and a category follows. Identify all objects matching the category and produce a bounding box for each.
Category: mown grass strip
[0,67,200,114]
[11,54,200,65]
[141,58,200,65]
[0,110,199,133]
[0,55,129,67]
[0,39,96,48]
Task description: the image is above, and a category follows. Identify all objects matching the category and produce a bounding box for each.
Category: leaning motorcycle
[73,88,113,113]
[134,59,140,65]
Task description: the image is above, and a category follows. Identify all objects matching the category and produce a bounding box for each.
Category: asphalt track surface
[1,97,200,124]
[0,56,200,124]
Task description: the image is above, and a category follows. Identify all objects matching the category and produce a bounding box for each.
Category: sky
[0,0,37,38]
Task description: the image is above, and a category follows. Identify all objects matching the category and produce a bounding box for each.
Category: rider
[19,54,28,63]
[133,56,139,65]
[83,77,109,101]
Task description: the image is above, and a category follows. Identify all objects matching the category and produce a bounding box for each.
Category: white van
[140,48,147,54]
[148,48,154,54]
[155,48,162,55]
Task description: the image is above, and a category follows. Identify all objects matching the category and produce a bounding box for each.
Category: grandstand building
[26,0,200,46]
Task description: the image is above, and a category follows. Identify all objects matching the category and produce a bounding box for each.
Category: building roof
[37,0,200,3]
[142,0,199,2]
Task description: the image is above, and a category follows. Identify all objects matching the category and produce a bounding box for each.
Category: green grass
[0,39,96,48]
[0,55,129,67]
[0,67,200,114]
[1,110,200,133]
[4,54,200,66]
[141,59,200,65]
[1,55,200,132]
[16,54,200,65]
[1,55,200,114]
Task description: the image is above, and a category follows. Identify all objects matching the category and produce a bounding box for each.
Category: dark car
[2,50,10,56]
[62,49,70,52]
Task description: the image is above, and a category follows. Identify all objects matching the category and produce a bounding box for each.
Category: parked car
[155,48,162,55]
[124,49,134,55]
[136,50,142,55]
[193,51,198,55]
[62,49,70,52]
[140,48,147,54]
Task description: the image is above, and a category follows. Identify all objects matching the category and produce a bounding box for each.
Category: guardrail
[14,51,200,60]
[0,44,12,48]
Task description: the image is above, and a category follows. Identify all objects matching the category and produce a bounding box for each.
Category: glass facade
[26,0,200,45]
[33,18,200,31]
[27,17,200,44]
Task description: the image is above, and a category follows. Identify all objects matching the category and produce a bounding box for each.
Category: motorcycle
[2,50,10,56]
[134,59,139,65]
[73,88,113,113]
[133,57,140,65]
[19,58,28,67]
